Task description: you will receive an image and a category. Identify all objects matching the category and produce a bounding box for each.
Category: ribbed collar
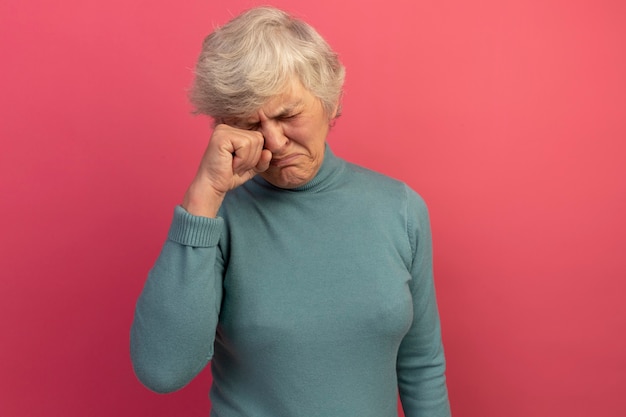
[252,144,345,193]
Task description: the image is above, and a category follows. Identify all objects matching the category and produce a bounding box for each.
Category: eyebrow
[231,101,304,129]
[267,102,302,119]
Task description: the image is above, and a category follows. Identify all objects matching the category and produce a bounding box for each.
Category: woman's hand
[182,124,272,217]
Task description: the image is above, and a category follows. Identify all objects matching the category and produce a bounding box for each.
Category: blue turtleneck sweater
[130,146,451,417]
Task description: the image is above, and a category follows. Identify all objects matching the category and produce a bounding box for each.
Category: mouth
[270,154,300,167]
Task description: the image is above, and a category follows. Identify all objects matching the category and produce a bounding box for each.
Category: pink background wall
[2,0,625,416]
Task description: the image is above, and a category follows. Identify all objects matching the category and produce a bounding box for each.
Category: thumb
[254,149,272,173]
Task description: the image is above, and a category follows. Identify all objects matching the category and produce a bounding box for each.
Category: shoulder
[339,160,433,263]
[343,161,404,189]
[343,160,428,211]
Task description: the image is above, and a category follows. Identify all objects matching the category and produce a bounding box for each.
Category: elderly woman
[131,6,451,417]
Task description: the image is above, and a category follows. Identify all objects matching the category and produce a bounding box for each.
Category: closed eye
[279,113,300,121]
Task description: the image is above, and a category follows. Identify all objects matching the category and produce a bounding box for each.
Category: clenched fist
[182,124,272,218]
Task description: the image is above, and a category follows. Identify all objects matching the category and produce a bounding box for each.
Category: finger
[232,132,264,174]
[254,149,272,173]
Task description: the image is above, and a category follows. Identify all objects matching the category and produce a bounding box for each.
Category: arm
[130,124,270,393]
[397,187,451,416]
[130,207,224,393]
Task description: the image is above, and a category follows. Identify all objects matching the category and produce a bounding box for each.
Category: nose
[259,119,287,152]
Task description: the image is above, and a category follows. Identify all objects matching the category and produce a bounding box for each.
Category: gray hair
[189,7,345,121]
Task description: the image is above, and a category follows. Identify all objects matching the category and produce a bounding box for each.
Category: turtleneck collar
[252,144,345,193]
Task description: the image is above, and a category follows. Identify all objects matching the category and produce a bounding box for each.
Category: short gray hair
[189,7,345,121]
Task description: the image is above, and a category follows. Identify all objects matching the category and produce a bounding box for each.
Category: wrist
[181,180,225,218]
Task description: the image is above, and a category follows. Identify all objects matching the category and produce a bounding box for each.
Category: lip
[270,154,300,167]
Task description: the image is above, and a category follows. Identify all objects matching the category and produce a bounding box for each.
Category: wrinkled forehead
[225,79,314,120]
[223,89,313,128]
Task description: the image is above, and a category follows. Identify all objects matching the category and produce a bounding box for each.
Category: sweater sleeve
[397,187,451,416]
[130,206,225,393]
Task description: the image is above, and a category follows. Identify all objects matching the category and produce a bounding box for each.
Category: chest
[217,199,414,353]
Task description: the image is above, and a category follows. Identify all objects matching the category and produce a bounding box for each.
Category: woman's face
[225,81,337,189]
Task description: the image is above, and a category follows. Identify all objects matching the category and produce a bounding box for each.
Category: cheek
[284,125,311,144]
[283,119,329,148]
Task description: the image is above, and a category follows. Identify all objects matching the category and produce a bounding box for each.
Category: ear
[330,98,341,120]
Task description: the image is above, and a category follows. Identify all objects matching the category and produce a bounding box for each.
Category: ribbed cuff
[167,206,223,248]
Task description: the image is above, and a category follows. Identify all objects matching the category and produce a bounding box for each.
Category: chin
[263,169,311,189]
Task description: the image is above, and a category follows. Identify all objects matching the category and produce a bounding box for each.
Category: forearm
[130,207,224,393]
[397,320,450,417]
[397,260,450,417]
